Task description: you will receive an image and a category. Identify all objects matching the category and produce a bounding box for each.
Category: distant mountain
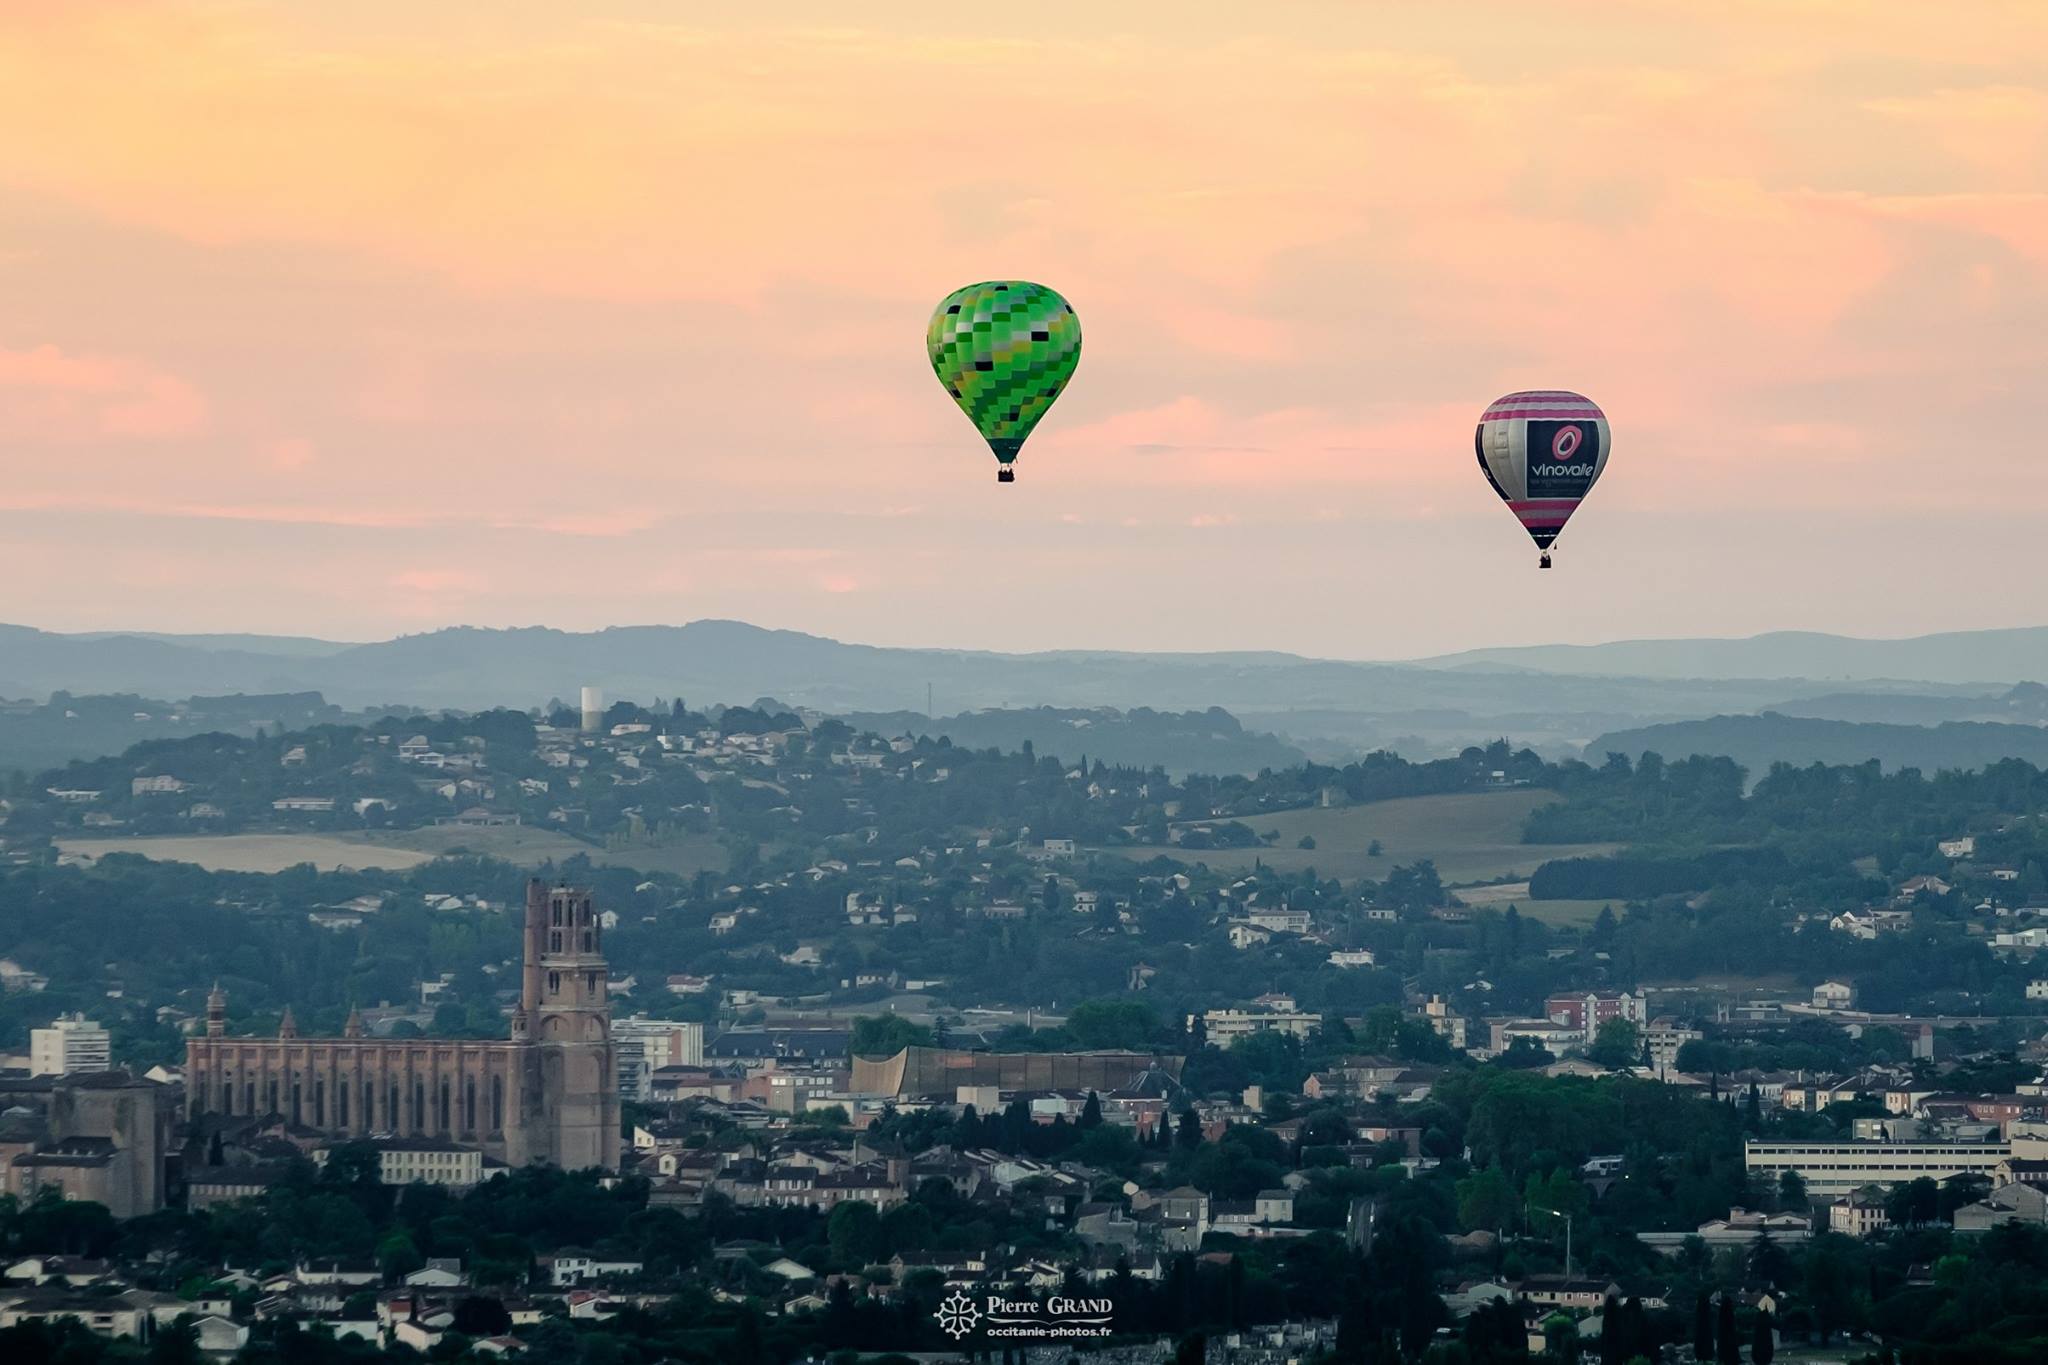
[69,631,360,658]
[1586,711,2048,776]
[3,620,2038,761]
[1415,627,2048,684]
[1766,682,2048,727]
[0,624,337,700]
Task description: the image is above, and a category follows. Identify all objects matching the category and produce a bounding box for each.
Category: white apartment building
[1198,1008,1321,1042]
[30,1014,111,1077]
[1744,1138,2011,1198]
[611,1016,707,1100]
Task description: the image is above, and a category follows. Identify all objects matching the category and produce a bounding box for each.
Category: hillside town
[2,704,2048,1361]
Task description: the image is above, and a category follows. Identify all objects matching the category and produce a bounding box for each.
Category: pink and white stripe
[1480,389,1605,422]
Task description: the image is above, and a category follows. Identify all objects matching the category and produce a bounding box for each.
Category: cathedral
[184,880,619,1171]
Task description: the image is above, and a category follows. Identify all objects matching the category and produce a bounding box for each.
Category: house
[193,1315,249,1357]
[1938,837,1976,859]
[1812,980,1856,1010]
[1444,1280,1517,1318]
[1517,1276,1622,1311]
[545,1252,645,1287]
[1227,923,1273,950]
[1954,1182,2048,1232]
[0,1290,159,1339]
[130,775,188,797]
[1327,950,1376,969]
[1829,1190,1890,1238]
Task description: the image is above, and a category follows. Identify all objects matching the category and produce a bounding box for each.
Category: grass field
[1456,883,1617,928]
[57,833,440,874]
[56,824,730,877]
[1099,789,1620,886]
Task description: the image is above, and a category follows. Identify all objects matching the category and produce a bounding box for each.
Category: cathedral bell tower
[518,879,618,1170]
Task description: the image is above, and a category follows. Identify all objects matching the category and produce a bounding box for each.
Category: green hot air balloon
[927,280,1081,482]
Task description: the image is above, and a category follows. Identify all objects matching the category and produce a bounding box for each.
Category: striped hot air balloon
[1474,390,1611,568]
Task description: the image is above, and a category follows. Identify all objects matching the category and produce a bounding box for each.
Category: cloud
[0,343,207,439]
[0,4,2043,650]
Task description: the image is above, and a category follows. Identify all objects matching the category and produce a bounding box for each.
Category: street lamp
[1532,1204,1573,1278]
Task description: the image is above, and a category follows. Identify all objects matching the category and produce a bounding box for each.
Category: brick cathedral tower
[516,880,619,1170]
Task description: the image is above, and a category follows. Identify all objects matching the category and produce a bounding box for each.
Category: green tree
[1586,1019,1640,1070]
[828,1200,885,1266]
[1064,999,1163,1049]
[1751,1311,1775,1365]
[849,1015,934,1058]
[1715,1293,1739,1364]
[148,1317,204,1365]
[1456,1165,1518,1233]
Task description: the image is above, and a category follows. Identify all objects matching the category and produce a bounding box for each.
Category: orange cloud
[0,344,207,439]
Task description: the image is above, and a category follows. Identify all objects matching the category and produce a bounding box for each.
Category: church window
[492,1077,504,1131]
[550,930,562,953]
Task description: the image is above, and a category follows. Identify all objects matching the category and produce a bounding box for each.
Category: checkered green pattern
[927,281,1081,465]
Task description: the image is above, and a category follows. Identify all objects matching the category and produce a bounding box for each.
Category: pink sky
[2,2,2044,656]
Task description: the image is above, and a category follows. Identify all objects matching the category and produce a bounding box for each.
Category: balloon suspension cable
[996,467,1015,483]
[1539,550,1553,569]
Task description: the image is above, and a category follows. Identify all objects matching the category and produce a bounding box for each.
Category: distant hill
[4,621,2039,760]
[1586,711,2048,776]
[1416,626,2048,684]
[1767,682,2048,726]
[839,706,1305,776]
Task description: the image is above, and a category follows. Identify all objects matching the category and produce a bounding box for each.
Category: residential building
[610,1017,706,1101]
[1543,991,1647,1033]
[30,1015,111,1077]
[1811,980,1856,1010]
[1745,1138,2011,1198]
[314,1138,485,1188]
[1200,1008,1320,1043]
[1828,1190,1890,1238]
[1954,1181,2048,1232]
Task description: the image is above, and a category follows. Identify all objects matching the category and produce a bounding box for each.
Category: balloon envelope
[927,281,1081,471]
[1474,390,1610,551]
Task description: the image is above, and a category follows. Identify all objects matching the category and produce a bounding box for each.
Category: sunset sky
[3,2,2045,657]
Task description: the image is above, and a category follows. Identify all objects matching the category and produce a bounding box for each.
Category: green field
[1099,789,1620,886]
[58,833,441,874]
[56,824,730,877]
[1457,883,1617,928]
